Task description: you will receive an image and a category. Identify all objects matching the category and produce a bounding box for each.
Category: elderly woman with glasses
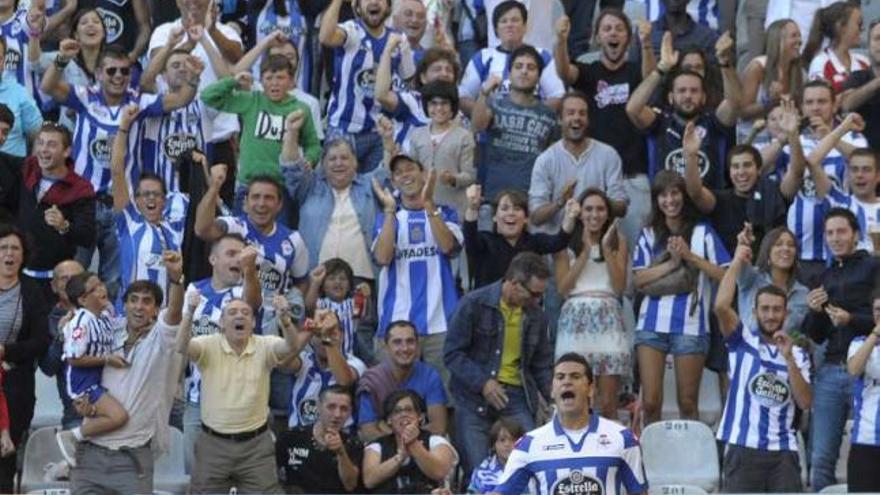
[362,389,458,494]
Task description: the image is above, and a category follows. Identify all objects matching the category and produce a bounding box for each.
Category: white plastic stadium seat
[153,427,190,494]
[836,420,853,483]
[820,484,849,493]
[659,356,723,426]
[20,427,69,494]
[648,484,709,495]
[641,420,720,492]
[31,372,63,431]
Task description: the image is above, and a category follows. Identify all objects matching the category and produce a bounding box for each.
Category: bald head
[52,260,85,306]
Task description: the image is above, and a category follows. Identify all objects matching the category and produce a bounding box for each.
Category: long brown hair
[755,226,800,287]
[570,188,614,261]
[648,170,699,252]
[763,19,804,99]
[802,2,860,64]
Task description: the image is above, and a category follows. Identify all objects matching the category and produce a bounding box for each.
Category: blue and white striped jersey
[634,223,731,336]
[115,192,189,310]
[458,46,565,103]
[64,85,166,195]
[325,19,406,134]
[496,414,647,495]
[717,322,811,451]
[777,131,867,261]
[220,215,309,335]
[315,297,356,356]
[372,206,463,337]
[644,0,719,30]
[183,278,244,403]
[287,345,365,429]
[140,100,207,193]
[1,9,39,96]
[469,454,506,494]
[849,336,880,446]
[826,187,879,254]
[250,0,311,91]
[62,307,121,360]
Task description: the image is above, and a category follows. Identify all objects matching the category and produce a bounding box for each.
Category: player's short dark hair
[801,79,835,102]
[850,148,880,171]
[754,285,787,308]
[210,233,247,253]
[558,90,591,117]
[98,44,131,68]
[259,53,295,78]
[319,384,354,404]
[727,144,763,171]
[554,352,594,383]
[246,174,284,199]
[508,44,544,74]
[136,172,168,197]
[823,207,860,233]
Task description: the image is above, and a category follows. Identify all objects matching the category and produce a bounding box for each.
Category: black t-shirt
[80,0,140,53]
[276,426,363,494]
[573,60,648,176]
[710,177,788,253]
[647,109,733,190]
[843,70,880,151]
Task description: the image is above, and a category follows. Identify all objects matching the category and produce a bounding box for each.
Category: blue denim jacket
[281,160,390,273]
[443,281,553,413]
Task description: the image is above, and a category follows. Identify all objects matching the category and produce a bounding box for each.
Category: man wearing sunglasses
[40,41,203,301]
[109,105,190,312]
[443,251,554,483]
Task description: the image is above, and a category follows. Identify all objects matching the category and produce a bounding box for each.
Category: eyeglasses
[518,280,544,300]
[105,66,131,77]
[135,190,164,199]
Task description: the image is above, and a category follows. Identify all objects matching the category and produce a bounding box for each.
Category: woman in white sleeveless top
[553,189,628,420]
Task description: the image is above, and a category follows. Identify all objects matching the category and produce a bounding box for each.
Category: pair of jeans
[810,364,853,491]
[454,385,535,483]
[75,200,120,300]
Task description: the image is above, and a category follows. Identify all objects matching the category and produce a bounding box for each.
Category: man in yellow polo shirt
[177,278,333,494]
[443,252,555,483]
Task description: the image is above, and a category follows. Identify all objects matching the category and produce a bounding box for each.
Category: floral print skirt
[555,295,632,376]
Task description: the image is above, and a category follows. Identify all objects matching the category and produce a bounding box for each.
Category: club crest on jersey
[281,239,294,257]
[748,372,791,407]
[97,8,124,44]
[72,326,85,341]
[665,147,709,179]
[298,398,318,424]
[193,315,220,336]
[551,470,604,495]
[355,68,376,97]
[89,137,112,164]
[8,18,21,36]
[145,253,164,268]
[597,434,611,447]
[163,133,199,160]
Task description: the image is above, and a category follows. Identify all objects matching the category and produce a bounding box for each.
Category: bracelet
[655,66,667,76]
[57,220,70,235]
[54,55,70,69]
[719,62,732,69]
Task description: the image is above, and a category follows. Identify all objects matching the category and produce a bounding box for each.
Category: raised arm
[777,99,806,200]
[274,295,316,362]
[161,55,204,112]
[842,76,880,113]
[163,251,186,325]
[41,39,78,102]
[848,329,880,376]
[129,0,152,62]
[715,243,750,336]
[206,7,243,62]
[421,171,460,255]
[375,33,404,111]
[714,32,742,127]
[682,120,716,213]
[553,16,578,85]
[176,288,201,355]
[193,164,228,241]
[231,30,283,75]
[627,32,676,129]
[471,75,501,132]
[636,20,656,78]
[44,0,77,39]
[140,26,186,93]
[110,105,139,212]
[239,245,264,312]
[805,114,863,198]
[319,0,348,47]
[372,178,399,266]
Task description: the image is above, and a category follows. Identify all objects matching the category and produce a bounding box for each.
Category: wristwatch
[427,207,442,218]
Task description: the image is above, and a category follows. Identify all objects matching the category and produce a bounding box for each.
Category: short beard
[674,105,702,120]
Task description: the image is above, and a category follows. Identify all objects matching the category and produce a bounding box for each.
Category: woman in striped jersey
[846,292,880,492]
[632,170,730,425]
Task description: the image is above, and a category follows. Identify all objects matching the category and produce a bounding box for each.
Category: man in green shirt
[201,55,321,186]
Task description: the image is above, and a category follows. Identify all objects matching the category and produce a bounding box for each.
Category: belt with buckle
[201,422,268,442]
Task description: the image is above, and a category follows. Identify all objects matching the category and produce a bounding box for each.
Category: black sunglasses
[105,66,131,77]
